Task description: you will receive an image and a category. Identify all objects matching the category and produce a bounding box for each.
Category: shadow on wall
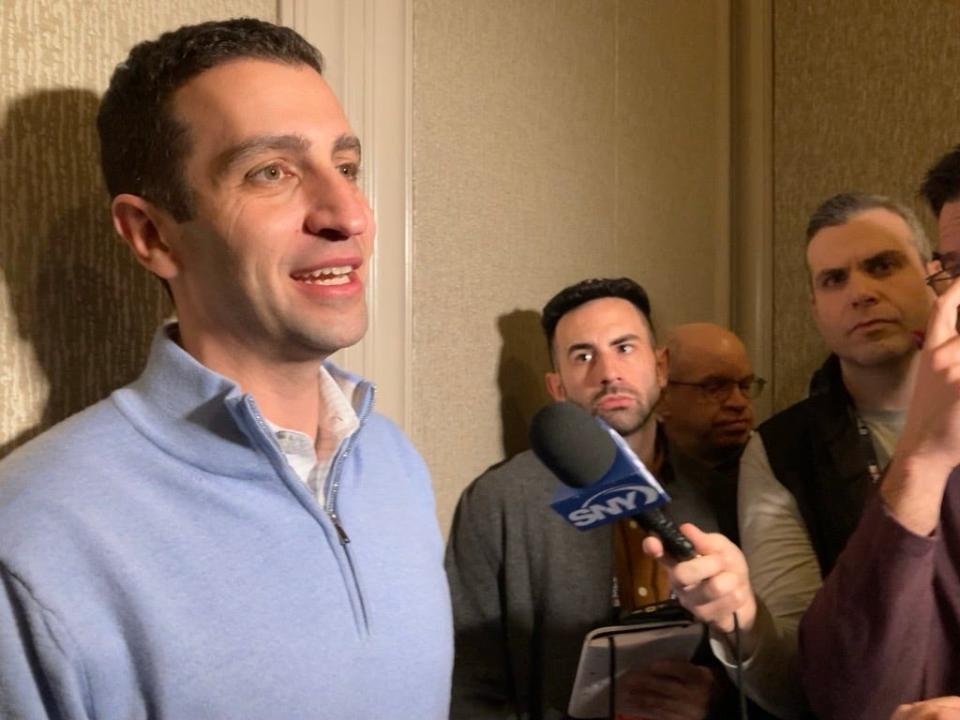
[496,309,553,459]
[0,89,170,459]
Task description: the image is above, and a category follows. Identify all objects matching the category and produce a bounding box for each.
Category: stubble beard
[593,384,661,439]
[842,332,915,371]
[284,297,369,361]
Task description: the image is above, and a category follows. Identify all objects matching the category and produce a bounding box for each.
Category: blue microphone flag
[548,418,670,530]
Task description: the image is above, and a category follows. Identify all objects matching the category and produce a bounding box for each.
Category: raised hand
[884,274,960,535]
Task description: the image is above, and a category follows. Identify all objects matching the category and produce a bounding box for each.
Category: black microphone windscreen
[529,402,616,488]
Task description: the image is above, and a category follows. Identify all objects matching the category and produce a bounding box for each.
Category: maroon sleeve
[799,496,938,720]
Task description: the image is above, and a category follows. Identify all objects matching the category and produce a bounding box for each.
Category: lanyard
[855,414,884,485]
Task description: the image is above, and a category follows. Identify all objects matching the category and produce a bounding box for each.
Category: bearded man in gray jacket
[446,277,765,720]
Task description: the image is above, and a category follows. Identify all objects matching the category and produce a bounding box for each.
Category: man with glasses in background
[644,192,936,720]
[923,145,960,296]
[799,149,960,720]
[658,322,764,546]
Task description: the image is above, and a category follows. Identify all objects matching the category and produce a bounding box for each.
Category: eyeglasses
[925,251,960,295]
[667,376,766,402]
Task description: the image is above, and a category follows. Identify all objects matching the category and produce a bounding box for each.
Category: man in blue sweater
[0,18,452,719]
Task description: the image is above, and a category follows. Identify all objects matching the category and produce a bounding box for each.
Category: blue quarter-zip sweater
[0,327,453,719]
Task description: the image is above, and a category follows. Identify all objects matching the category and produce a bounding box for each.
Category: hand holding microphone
[531,402,753,718]
[530,401,757,638]
[643,524,756,637]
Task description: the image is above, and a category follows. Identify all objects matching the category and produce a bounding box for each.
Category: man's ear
[655,346,668,389]
[809,286,821,322]
[807,271,818,309]
[544,371,566,402]
[111,194,180,280]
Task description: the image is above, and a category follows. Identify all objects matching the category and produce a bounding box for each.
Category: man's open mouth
[291,265,354,286]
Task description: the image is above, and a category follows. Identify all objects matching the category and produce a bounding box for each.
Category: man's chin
[596,408,651,437]
[713,422,752,439]
[282,330,366,362]
[711,433,751,452]
[841,336,915,367]
[292,312,368,356]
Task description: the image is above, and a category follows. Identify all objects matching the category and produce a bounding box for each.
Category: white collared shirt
[265,365,359,504]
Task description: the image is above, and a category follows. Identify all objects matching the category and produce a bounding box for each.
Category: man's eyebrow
[698,373,753,383]
[213,134,311,178]
[814,266,846,285]
[861,249,906,266]
[609,334,640,346]
[565,342,596,356]
[697,374,730,383]
[333,134,362,158]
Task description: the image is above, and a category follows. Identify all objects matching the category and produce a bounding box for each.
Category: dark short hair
[541,277,654,359]
[920,144,960,218]
[805,192,931,263]
[97,18,324,221]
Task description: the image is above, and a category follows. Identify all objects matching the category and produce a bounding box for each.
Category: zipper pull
[329,511,351,544]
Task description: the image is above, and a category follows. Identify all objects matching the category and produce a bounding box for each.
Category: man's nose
[303,169,370,240]
[593,351,623,384]
[724,383,750,409]
[848,270,880,308]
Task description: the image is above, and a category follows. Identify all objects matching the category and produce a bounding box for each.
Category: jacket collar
[808,353,852,401]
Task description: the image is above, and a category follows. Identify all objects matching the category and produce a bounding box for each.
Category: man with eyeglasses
[657,323,763,546]
[923,145,960,297]
[447,278,773,720]
[661,322,761,459]
[799,149,960,720]
[644,192,936,720]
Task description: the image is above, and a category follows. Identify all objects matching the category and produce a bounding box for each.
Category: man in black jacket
[644,192,935,719]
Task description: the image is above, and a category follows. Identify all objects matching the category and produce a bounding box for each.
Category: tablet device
[567,619,704,719]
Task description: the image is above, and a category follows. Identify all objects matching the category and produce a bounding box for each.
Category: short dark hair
[805,192,931,263]
[920,144,960,218]
[541,277,654,359]
[97,18,324,221]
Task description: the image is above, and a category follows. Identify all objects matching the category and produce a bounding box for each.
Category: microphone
[529,401,696,561]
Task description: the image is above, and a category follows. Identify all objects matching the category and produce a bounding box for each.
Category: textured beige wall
[20,2,953,535]
[0,1,275,457]
[772,0,960,409]
[412,0,731,532]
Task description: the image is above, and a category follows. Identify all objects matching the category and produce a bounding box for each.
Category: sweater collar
[109,324,373,480]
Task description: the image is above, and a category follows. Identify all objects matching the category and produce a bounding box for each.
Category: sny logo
[566,485,661,528]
